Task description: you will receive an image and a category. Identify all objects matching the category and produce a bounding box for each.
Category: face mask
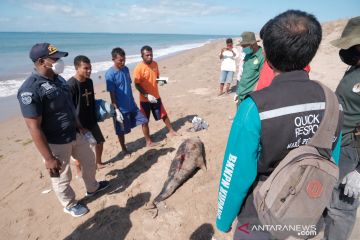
[46,59,65,74]
[243,47,253,55]
[339,46,360,66]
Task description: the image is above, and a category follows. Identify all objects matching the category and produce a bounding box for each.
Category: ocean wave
[0,40,210,98]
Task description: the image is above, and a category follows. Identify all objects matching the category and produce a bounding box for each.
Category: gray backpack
[253,83,340,239]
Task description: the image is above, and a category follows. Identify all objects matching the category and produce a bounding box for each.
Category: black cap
[29,43,68,62]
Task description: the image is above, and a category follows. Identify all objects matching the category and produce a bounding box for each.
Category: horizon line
[0,31,232,36]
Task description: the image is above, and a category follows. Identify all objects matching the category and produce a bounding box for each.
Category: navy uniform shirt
[17,72,77,144]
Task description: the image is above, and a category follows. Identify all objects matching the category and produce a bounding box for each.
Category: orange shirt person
[134,45,177,146]
[255,60,311,91]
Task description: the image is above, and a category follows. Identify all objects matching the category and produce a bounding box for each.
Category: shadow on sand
[64,192,151,240]
[104,114,196,164]
[190,223,215,240]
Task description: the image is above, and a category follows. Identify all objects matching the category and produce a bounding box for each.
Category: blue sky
[0,0,358,35]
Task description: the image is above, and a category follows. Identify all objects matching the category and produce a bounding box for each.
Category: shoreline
[0,40,222,123]
[2,19,359,240]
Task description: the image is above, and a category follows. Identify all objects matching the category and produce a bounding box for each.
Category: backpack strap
[308,82,340,151]
[257,82,340,197]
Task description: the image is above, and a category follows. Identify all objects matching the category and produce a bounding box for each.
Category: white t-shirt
[220,48,240,72]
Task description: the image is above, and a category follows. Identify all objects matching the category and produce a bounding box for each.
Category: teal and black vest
[250,71,342,176]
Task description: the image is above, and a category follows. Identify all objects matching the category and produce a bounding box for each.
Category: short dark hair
[262,10,322,72]
[74,55,90,69]
[259,19,273,40]
[141,45,153,55]
[226,38,233,44]
[111,47,126,59]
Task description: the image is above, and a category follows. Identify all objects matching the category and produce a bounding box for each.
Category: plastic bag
[191,116,209,131]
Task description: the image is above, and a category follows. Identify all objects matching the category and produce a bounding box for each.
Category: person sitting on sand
[67,55,106,170]
[133,45,178,146]
[105,47,149,157]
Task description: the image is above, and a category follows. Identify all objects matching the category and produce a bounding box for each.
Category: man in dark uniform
[214,10,343,239]
[324,16,360,240]
[17,43,109,217]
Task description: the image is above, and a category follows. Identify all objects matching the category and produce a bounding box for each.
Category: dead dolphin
[147,137,206,217]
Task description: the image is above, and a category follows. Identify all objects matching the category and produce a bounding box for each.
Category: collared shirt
[236,47,265,102]
[17,71,76,144]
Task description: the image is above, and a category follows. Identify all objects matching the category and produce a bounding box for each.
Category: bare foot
[167,131,180,137]
[146,142,160,148]
[218,92,224,96]
[124,151,132,159]
[96,163,107,170]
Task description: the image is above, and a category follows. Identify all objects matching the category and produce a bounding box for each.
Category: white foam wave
[0,79,25,97]
[0,40,210,98]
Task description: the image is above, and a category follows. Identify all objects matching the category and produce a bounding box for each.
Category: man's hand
[342,170,360,198]
[146,94,158,103]
[115,109,124,123]
[45,156,62,177]
[212,228,232,240]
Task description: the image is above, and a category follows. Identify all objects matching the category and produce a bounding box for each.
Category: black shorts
[89,124,105,144]
[140,98,168,121]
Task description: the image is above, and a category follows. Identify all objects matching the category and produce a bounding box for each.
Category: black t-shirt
[17,72,77,144]
[67,77,97,129]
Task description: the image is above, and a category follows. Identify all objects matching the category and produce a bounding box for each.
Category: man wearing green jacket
[234,31,264,106]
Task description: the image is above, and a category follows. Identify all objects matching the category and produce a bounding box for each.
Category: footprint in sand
[188,88,211,95]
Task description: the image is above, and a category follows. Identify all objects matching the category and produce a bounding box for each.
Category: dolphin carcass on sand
[147,137,206,217]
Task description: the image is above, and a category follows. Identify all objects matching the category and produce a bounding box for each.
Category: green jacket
[236,47,265,103]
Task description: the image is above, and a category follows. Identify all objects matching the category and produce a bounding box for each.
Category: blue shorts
[114,109,148,135]
[220,70,234,84]
[140,98,168,121]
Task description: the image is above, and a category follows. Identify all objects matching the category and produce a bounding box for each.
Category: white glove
[342,170,360,198]
[233,94,239,103]
[115,109,123,123]
[146,94,158,103]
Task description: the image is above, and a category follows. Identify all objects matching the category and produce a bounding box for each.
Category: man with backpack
[215,10,343,239]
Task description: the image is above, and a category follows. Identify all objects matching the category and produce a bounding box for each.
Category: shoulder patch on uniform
[352,83,360,93]
[253,59,259,65]
[20,92,33,105]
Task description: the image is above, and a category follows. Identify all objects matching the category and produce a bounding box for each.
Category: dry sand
[0,19,358,240]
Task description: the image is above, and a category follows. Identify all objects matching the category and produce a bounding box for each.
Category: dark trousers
[233,185,274,240]
[233,145,360,240]
[323,145,360,240]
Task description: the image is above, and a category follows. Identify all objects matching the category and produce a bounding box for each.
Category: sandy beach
[0,19,358,240]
